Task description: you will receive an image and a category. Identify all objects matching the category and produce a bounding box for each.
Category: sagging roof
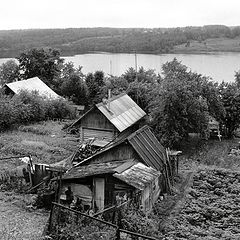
[77,125,167,171]
[71,93,146,132]
[63,160,160,191]
[63,160,136,180]
[5,77,60,99]
[113,162,160,190]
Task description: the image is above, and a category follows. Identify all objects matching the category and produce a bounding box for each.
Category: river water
[1,52,240,83]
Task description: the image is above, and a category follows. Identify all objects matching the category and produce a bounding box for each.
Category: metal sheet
[6,77,60,99]
[128,126,167,171]
[97,93,146,132]
[113,163,160,190]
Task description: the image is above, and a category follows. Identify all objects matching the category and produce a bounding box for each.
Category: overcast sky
[1,0,240,30]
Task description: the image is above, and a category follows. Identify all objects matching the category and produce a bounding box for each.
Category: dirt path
[157,170,195,231]
[167,170,195,215]
[0,192,48,240]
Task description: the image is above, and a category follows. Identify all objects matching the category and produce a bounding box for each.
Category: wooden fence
[47,202,159,240]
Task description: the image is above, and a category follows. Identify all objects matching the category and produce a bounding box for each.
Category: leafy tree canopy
[218,81,240,138]
[151,58,223,147]
[61,74,88,106]
[0,60,20,86]
[17,48,64,88]
[85,71,105,106]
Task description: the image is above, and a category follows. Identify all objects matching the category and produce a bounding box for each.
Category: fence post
[48,203,54,232]
[115,208,123,240]
[115,227,120,240]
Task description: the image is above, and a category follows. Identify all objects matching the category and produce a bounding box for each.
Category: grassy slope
[0,120,78,174]
[0,191,49,240]
[173,36,240,53]
[0,121,78,239]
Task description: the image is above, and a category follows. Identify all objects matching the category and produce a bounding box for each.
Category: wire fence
[47,202,158,240]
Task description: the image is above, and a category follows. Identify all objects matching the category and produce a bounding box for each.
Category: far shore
[1,49,240,59]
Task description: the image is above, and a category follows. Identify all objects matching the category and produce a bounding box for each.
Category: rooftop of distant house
[5,77,61,100]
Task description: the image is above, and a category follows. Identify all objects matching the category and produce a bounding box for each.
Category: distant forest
[1,25,240,57]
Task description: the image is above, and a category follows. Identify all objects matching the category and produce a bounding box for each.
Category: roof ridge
[96,92,127,107]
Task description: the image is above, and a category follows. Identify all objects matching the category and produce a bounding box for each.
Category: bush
[45,98,75,120]
[0,91,75,131]
[0,96,18,130]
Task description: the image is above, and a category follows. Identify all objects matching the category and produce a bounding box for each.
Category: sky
[1,0,240,30]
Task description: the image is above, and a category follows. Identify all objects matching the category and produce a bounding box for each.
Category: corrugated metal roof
[76,125,167,172]
[96,93,146,132]
[113,163,161,190]
[127,126,167,171]
[6,77,60,99]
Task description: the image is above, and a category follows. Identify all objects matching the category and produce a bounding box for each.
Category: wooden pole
[51,202,158,240]
[58,172,62,203]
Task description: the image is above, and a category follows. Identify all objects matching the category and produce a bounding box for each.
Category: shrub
[0,96,18,131]
[0,91,75,131]
[45,98,75,120]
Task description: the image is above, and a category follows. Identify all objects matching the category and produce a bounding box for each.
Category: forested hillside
[1,25,240,57]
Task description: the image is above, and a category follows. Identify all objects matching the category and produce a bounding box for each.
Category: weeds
[19,125,50,135]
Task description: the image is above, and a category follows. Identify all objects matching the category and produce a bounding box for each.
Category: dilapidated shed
[61,160,161,212]
[70,93,146,147]
[61,125,171,212]
[77,125,168,173]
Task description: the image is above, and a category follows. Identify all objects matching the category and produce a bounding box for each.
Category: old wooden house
[61,125,170,212]
[70,93,146,147]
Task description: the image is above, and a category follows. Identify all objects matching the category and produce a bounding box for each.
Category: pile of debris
[229,146,240,156]
[72,140,99,165]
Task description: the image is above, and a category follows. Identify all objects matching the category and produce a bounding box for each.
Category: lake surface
[1,52,240,83]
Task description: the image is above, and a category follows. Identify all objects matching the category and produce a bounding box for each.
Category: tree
[61,74,88,105]
[59,61,83,80]
[121,67,161,113]
[151,59,223,147]
[85,71,105,105]
[56,61,88,105]
[99,76,129,99]
[17,48,64,88]
[122,67,161,84]
[122,67,137,83]
[234,70,240,88]
[0,60,20,86]
[218,82,240,138]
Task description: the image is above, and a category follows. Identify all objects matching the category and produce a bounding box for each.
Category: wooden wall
[84,143,139,165]
[81,108,116,131]
[142,176,160,211]
[78,108,119,143]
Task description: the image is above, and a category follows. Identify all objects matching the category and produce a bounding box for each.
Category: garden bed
[163,168,240,239]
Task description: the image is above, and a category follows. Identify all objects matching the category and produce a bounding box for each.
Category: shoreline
[1,50,240,59]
